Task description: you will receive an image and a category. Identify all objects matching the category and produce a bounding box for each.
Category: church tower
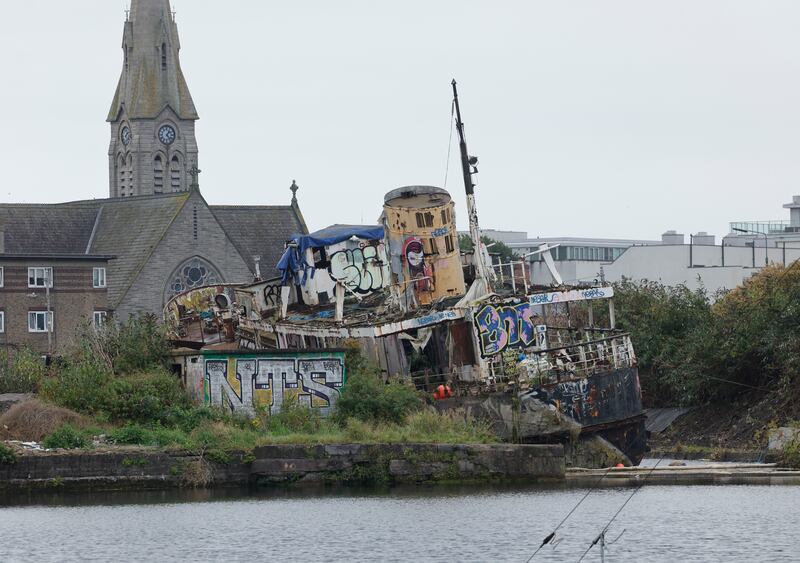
[107,0,199,198]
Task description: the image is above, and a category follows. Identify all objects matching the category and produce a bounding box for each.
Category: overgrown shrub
[40,362,111,415]
[333,369,421,425]
[782,437,800,469]
[43,425,91,450]
[41,363,189,424]
[70,314,170,375]
[259,397,323,434]
[0,348,48,394]
[101,370,189,423]
[0,399,89,442]
[615,266,800,405]
[0,443,17,465]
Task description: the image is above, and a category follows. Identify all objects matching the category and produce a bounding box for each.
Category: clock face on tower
[158,125,177,145]
[120,126,131,146]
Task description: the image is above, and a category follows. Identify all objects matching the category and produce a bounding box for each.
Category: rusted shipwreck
[166,83,645,464]
[166,185,645,464]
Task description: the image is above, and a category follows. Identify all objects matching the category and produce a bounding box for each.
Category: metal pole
[689,234,693,268]
[45,268,52,356]
[452,80,492,291]
[763,232,769,267]
[600,531,606,563]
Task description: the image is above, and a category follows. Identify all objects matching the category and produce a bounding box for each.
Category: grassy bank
[0,316,495,461]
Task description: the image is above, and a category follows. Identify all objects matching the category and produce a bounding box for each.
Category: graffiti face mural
[403,237,433,295]
[473,302,545,357]
[203,353,346,415]
[328,243,390,295]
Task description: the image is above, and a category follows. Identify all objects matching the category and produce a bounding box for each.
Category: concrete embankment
[0,443,565,492]
[567,463,800,487]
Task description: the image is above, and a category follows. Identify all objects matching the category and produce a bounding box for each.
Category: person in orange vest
[433,384,454,400]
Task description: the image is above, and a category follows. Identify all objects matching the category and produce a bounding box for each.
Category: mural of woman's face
[405,240,425,269]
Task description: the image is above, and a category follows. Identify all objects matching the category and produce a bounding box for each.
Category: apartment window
[416,213,425,228]
[28,311,53,333]
[93,311,108,328]
[93,268,107,288]
[0,267,4,288]
[0,312,4,333]
[28,267,53,288]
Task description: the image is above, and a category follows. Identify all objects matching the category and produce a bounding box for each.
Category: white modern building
[477,196,800,294]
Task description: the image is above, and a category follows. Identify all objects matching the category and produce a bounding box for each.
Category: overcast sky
[2,1,800,240]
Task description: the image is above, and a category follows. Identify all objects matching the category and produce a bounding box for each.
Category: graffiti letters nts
[204,353,345,415]
[474,302,541,357]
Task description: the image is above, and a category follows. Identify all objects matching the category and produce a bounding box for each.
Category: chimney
[783,195,800,229]
[693,232,715,246]
[661,230,685,245]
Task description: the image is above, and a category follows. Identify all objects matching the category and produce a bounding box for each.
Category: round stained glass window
[165,257,222,302]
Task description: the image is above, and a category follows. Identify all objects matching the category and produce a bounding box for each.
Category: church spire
[107,0,198,122]
[107,0,199,198]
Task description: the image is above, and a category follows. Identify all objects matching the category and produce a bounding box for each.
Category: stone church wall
[115,191,253,320]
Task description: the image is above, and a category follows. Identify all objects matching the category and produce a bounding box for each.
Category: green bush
[70,314,170,375]
[41,363,189,425]
[333,366,421,425]
[40,361,111,414]
[102,370,189,423]
[782,438,800,469]
[43,425,91,450]
[0,348,48,394]
[0,443,17,465]
[109,424,151,445]
[263,397,323,434]
[615,267,800,405]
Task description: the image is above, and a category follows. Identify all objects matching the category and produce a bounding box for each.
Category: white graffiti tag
[328,244,390,294]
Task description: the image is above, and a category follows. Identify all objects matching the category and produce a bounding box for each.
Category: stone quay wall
[0,444,565,492]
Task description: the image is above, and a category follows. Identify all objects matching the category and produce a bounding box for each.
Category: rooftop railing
[729,221,790,235]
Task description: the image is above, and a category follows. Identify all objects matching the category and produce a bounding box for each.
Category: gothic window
[126,154,134,196]
[118,154,127,196]
[170,155,182,191]
[124,45,129,71]
[162,43,167,70]
[165,257,222,303]
[154,155,164,193]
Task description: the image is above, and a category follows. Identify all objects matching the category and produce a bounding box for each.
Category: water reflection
[1,481,799,562]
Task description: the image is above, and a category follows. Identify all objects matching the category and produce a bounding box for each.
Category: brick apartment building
[0,255,113,357]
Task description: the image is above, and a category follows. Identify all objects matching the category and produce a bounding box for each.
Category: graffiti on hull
[473,302,545,357]
[204,353,346,415]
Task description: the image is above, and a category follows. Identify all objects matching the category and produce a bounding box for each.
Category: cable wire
[525,466,614,562]
[443,100,455,188]
[575,456,666,563]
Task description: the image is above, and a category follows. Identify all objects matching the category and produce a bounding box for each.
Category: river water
[1,479,798,562]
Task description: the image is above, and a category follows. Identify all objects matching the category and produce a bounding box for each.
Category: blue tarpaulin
[277,224,385,285]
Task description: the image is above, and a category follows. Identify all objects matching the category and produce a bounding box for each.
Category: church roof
[211,205,309,278]
[0,193,307,309]
[67,193,191,308]
[0,205,100,255]
[107,0,198,121]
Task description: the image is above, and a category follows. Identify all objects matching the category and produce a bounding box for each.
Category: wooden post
[335,283,345,322]
[609,299,616,329]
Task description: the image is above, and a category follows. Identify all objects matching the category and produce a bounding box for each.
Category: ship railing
[517,333,637,385]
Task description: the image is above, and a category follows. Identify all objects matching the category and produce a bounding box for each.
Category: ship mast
[452,79,492,291]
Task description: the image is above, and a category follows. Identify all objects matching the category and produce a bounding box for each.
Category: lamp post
[732,227,769,267]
